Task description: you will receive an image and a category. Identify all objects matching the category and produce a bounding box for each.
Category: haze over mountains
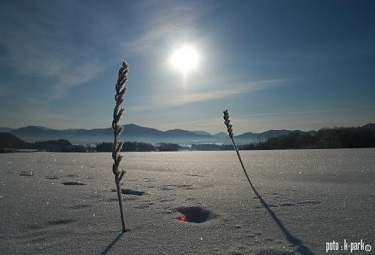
[1,123,374,146]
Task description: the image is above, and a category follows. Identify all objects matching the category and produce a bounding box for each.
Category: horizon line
[1,122,373,136]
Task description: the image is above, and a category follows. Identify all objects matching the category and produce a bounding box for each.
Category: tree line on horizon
[96,142,181,152]
[190,127,375,151]
[0,132,183,152]
[240,127,375,150]
[1,126,374,153]
[0,133,87,152]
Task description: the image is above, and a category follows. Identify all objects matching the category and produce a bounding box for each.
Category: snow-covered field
[1,149,374,255]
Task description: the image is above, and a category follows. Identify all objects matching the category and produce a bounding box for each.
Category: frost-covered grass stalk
[112,61,129,233]
[223,109,254,189]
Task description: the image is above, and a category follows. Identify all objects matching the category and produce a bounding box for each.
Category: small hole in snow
[176,206,213,223]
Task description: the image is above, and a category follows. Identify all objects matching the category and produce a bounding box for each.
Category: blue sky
[0,0,374,134]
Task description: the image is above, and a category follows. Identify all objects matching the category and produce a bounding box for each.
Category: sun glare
[170,45,199,74]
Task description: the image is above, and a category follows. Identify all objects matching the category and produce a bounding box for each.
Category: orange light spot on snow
[179,214,187,222]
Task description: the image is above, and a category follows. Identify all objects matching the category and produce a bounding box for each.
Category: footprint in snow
[61,181,86,186]
[19,171,34,177]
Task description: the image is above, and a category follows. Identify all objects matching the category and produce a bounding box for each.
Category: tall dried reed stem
[112,61,129,233]
[223,109,254,189]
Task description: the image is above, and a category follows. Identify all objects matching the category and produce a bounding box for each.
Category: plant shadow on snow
[251,184,316,255]
[99,232,125,255]
[111,188,146,196]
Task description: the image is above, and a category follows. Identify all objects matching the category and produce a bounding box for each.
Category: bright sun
[170,45,199,74]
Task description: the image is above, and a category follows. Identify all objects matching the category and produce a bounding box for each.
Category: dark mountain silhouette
[0,132,86,152]
[213,132,228,138]
[241,127,375,150]
[7,124,214,144]
[237,129,296,142]
[0,132,29,149]
[0,127,12,132]
[1,123,373,145]
[164,129,209,138]
[124,124,164,137]
[362,123,375,131]
[192,131,212,136]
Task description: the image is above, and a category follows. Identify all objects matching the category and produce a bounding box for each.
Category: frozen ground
[0,149,374,255]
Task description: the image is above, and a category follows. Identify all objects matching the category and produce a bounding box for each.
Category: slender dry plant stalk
[112,61,129,233]
[223,109,254,188]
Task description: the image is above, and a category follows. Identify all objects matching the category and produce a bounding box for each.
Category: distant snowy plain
[0,149,374,255]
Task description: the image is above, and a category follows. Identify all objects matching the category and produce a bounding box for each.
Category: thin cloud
[153,78,290,107]
[0,86,5,98]
[240,106,375,119]
[123,2,208,58]
[0,2,107,102]
[48,62,101,100]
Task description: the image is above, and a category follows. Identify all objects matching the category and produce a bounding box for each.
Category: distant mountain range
[1,123,374,145]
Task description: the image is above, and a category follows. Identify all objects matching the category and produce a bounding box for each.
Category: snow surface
[0,149,374,255]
